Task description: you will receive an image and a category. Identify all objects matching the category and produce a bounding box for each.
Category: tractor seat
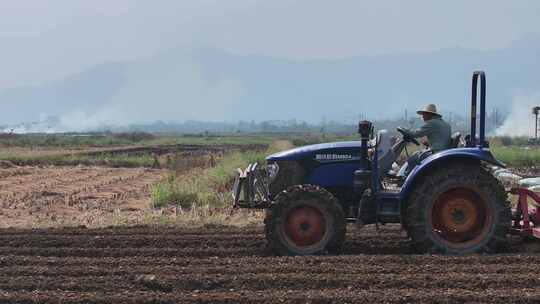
[449,132,461,148]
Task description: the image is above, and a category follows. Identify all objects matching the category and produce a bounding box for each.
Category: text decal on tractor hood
[315,154,360,162]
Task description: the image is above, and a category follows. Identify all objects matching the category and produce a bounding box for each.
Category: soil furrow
[0,247,262,258]
[0,263,539,277]
[0,288,537,304]
[0,273,535,292]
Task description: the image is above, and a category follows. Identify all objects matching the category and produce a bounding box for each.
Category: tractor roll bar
[470,71,487,148]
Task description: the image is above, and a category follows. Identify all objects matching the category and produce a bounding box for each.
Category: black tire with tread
[264,184,346,256]
[404,162,512,254]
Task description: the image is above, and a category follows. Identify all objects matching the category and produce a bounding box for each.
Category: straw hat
[417,104,442,117]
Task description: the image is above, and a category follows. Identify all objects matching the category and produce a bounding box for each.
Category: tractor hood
[266,141,361,162]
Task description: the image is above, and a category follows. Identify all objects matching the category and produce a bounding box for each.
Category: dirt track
[0,224,538,303]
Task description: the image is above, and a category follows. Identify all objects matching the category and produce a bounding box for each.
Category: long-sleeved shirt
[405,117,451,152]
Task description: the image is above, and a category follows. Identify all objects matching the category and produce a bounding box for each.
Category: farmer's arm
[406,121,434,138]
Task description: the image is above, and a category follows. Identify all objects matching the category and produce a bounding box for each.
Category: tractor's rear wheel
[405,163,511,254]
[265,184,346,256]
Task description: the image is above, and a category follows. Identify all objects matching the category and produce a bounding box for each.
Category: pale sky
[0,0,539,90]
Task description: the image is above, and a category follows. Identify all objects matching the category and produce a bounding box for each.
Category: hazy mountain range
[1,34,539,132]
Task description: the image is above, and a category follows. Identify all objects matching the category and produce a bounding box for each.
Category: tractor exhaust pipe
[358,120,373,161]
[470,71,487,148]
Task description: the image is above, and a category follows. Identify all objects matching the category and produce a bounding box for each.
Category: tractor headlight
[267,162,280,183]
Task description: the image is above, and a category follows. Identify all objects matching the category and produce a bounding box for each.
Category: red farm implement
[511,188,540,239]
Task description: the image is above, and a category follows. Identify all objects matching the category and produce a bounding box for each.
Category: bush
[151,175,199,208]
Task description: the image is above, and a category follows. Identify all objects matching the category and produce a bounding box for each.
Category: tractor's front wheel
[265,184,346,256]
[405,163,511,254]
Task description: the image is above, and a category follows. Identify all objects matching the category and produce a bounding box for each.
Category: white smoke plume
[1,49,247,133]
[495,91,540,137]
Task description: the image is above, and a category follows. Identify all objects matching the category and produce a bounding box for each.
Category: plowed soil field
[0,224,538,304]
[0,166,165,228]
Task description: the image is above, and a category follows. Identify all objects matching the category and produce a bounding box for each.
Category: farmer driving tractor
[399,104,452,176]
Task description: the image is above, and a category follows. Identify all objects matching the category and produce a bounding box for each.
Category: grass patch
[151,140,292,209]
[491,145,540,168]
[490,136,540,168]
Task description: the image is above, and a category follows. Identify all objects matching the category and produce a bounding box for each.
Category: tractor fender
[399,148,505,201]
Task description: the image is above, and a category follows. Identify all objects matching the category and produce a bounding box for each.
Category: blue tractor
[233,71,511,255]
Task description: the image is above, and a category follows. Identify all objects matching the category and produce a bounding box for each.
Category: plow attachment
[511,188,540,239]
[232,163,271,209]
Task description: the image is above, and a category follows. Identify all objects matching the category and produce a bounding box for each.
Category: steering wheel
[397,127,420,146]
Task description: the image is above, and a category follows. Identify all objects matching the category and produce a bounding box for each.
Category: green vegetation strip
[1,153,156,168]
[0,133,279,148]
[0,132,156,147]
[0,132,356,148]
[151,141,292,208]
[491,145,540,168]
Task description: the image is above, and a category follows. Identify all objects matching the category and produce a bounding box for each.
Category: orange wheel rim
[431,188,492,246]
[284,206,326,247]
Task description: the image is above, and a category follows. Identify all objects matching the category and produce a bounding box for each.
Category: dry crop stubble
[0,166,166,228]
[0,141,271,228]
